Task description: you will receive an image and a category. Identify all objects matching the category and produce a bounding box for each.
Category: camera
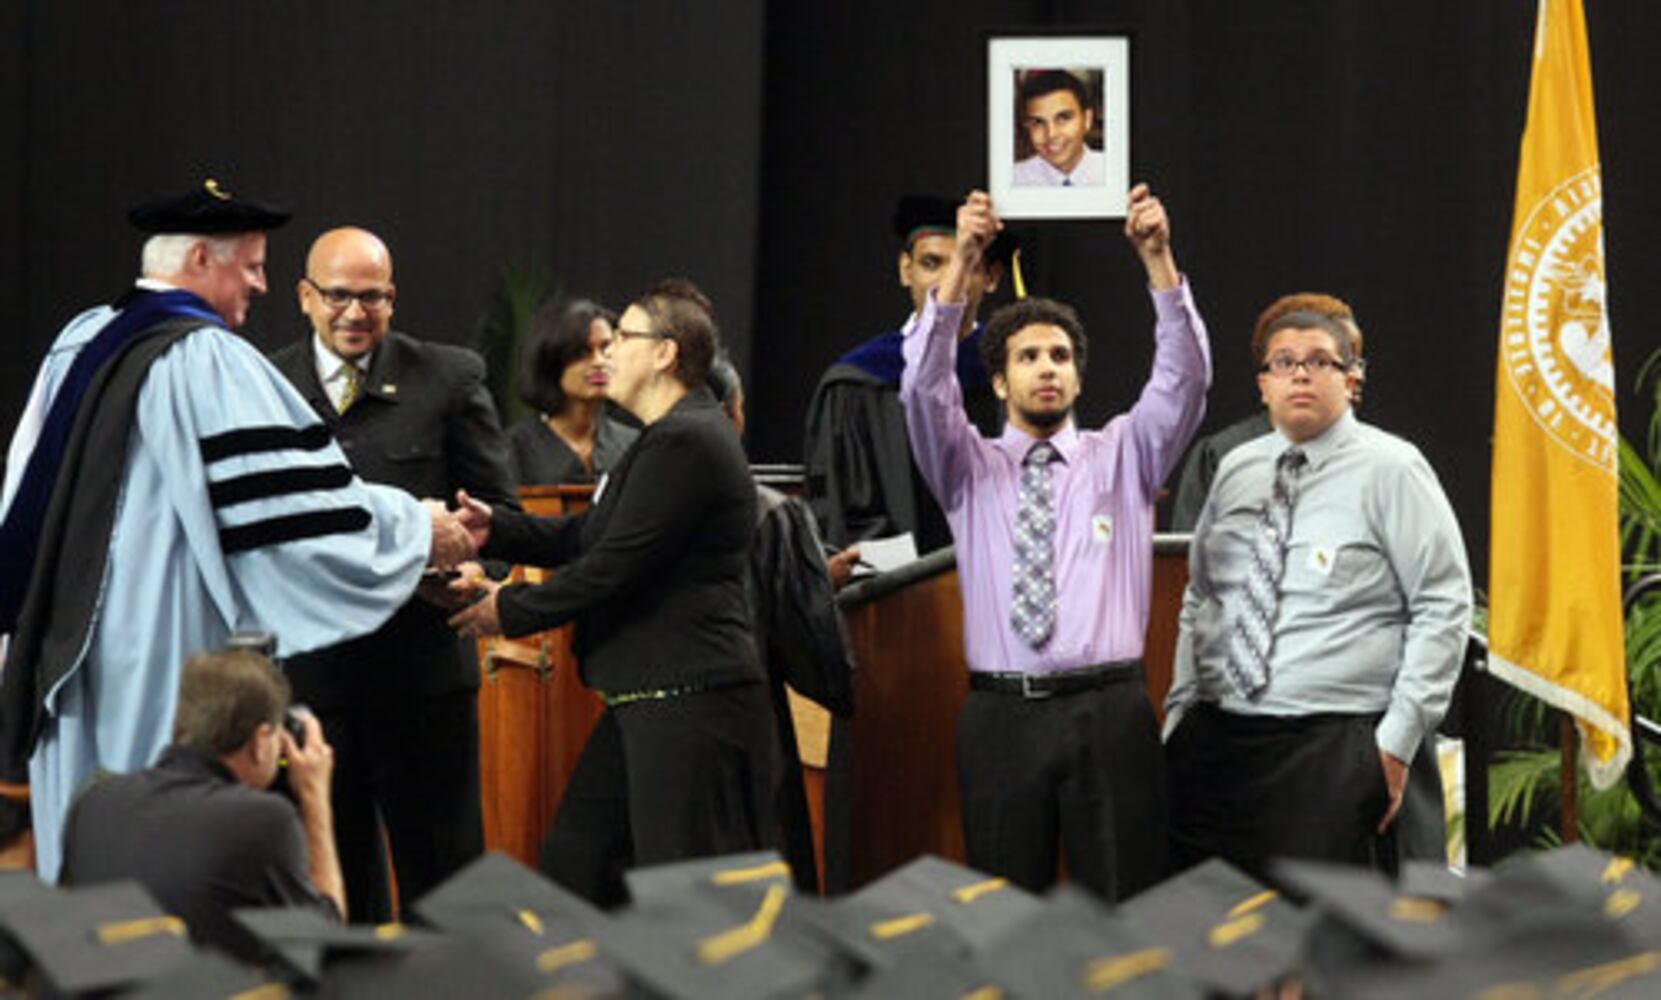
[226,629,307,750]
[283,706,310,749]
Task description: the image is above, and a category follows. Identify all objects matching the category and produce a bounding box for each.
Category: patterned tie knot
[337,362,364,413]
[1278,447,1307,473]
[1026,441,1057,469]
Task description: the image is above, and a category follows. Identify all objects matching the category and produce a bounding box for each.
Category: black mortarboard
[1460,845,1661,949]
[412,851,622,996]
[120,947,287,1000]
[1333,898,1661,1000]
[1271,859,1459,962]
[127,177,291,234]
[798,855,1040,970]
[0,870,55,989]
[1119,858,1313,997]
[845,936,1007,999]
[623,849,795,909]
[0,880,194,995]
[980,885,1201,999]
[595,853,843,999]
[1395,859,1489,906]
[891,194,1021,269]
[231,907,441,986]
[310,936,556,999]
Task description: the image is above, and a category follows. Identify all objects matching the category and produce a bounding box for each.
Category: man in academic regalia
[0,180,473,881]
[802,196,1015,553]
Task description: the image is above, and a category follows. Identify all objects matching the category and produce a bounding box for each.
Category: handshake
[418,490,508,637]
[421,489,493,572]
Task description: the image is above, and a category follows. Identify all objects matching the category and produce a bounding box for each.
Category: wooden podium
[475,486,602,867]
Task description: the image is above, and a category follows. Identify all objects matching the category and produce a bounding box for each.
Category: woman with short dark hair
[449,278,778,906]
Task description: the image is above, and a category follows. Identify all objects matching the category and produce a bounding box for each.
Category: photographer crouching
[59,648,344,961]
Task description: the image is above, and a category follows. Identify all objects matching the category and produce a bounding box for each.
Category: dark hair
[636,277,719,391]
[1018,69,1089,112]
[1258,310,1358,368]
[172,650,290,756]
[980,297,1089,379]
[517,298,618,414]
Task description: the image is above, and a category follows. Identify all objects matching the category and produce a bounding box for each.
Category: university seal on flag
[1500,165,1615,472]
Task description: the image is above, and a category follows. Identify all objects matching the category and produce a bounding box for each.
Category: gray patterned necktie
[1011,441,1058,648]
[1222,447,1308,699]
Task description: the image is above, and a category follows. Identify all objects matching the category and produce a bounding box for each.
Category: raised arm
[898,192,1001,510]
[1119,184,1211,492]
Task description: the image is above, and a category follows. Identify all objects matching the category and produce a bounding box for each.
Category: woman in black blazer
[449,279,777,906]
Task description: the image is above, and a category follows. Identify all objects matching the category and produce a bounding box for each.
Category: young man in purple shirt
[899,186,1210,899]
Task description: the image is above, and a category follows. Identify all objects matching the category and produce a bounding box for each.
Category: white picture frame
[988,35,1131,219]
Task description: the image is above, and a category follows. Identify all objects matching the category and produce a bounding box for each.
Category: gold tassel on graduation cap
[1011,248,1028,300]
[95,915,186,946]
[697,884,787,965]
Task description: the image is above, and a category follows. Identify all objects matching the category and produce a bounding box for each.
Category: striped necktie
[1222,447,1308,699]
[1011,441,1059,648]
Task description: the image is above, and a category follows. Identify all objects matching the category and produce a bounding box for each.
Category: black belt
[599,677,758,708]
[969,661,1142,700]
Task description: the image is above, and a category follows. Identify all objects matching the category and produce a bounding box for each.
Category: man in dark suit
[269,227,519,921]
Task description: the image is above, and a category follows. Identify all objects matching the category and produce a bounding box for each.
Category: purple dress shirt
[900,283,1210,674]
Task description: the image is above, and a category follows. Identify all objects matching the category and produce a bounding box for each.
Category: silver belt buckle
[1020,673,1053,700]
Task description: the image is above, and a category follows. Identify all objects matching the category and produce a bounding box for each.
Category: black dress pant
[955,674,1166,901]
[314,688,483,922]
[1166,703,1395,882]
[539,682,781,908]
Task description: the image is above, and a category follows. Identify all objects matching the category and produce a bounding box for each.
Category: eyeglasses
[304,277,394,310]
[1260,353,1348,377]
[613,326,668,343]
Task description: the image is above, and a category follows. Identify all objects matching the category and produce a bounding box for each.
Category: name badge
[593,472,611,505]
[1308,545,1336,576]
[1091,514,1114,545]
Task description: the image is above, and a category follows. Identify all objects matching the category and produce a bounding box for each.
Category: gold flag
[1489,0,1628,787]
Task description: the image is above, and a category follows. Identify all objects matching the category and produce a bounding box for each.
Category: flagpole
[1559,714,1580,843]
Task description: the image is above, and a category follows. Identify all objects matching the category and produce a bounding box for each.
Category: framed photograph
[987,34,1131,219]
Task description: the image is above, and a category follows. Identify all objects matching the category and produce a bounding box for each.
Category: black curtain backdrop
[0,0,764,420]
[4,1,1659,589]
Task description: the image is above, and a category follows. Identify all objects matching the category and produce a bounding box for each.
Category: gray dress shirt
[1165,410,1472,762]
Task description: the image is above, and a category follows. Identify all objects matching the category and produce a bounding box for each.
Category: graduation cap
[1270,859,1460,962]
[120,947,288,1000]
[0,880,194,995]
[310,936,558,999]
[891,194,1023,272]
[980,885,1201,999]
[844,936,1008,999]
[1329,901,1661,1000]
[798,855,1041,971]
[230,906,441,986]
[1395,859,1489,906]
[1119,858,1313,997]
[594,852,844,999]
[0,870,56,990]
[623,849,796,910]
[1460,845,1661,949]
[127,177,291,234]
[412,851,622,995]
